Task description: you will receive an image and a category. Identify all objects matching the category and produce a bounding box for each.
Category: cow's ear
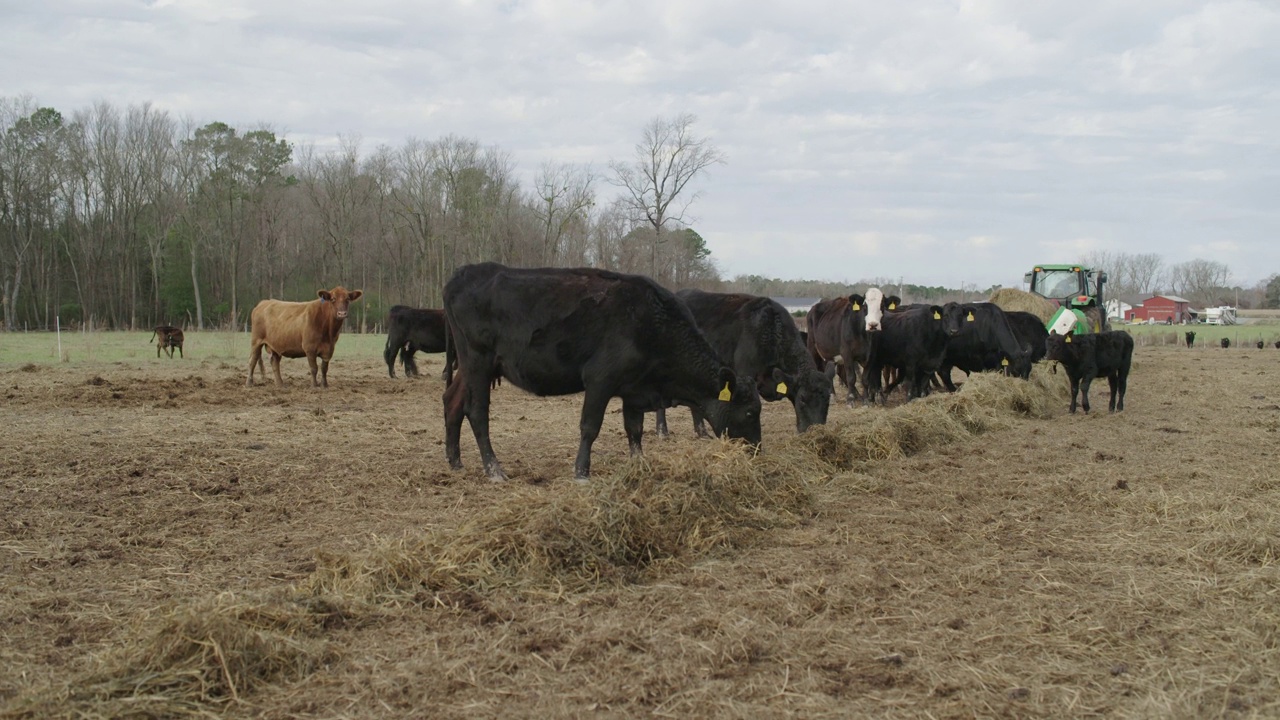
[849,294,865,311]
[349,290,363,302]
[931,305,943,321]
[317,290,332,302]
[770,367,792,397]
[717,367,738,401]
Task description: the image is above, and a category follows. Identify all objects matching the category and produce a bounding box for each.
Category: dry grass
[989,287,1058,323]
[2,345,1279,717]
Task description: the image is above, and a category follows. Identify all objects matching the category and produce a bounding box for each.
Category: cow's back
[445,264,703,394]
[251,299,315,355]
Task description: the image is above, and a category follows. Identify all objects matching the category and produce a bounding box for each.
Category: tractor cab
[1025,264,1109,334]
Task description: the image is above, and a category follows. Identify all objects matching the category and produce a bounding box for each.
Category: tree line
[0,98,721,331]
[4,95,1274,334]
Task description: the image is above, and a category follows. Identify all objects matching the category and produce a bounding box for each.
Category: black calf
[1045,331,1134,414]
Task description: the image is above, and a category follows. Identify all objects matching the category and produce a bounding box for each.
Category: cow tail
[443,315,456,385]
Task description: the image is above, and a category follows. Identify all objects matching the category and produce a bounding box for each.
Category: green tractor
[1024,264,1109,334]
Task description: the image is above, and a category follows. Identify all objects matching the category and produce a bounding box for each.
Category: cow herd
[147,264,1150,481]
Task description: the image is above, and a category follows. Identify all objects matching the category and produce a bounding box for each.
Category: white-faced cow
[654,289,835,437]
[805,288,887,404]
[247,286,362,388]
[384,305,447,378]
[1045,330,1134,414]
[443,263,762,482]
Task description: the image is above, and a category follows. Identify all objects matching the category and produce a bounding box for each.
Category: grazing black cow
[935,302,1033,390]
[864,304,962,403]
[384,305,448,378]
[1004,311,1049,369]
[805,288,887,404]
[443,263,762,481]
[1185,331,1196,348]
[1274,340,1280,349]
[1258,340,1265,350]
[150,325,184,358]
[1045,330,1134,414]
[1221,338,1231,349]
[655,289,836,437]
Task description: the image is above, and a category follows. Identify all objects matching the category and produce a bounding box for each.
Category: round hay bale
[989,288,1056,324]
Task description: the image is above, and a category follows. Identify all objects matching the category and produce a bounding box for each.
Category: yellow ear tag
[967,312,975,322]
[888,303,896,310]
[776,381,788,395]
[1001,358,1009,366]
[851,303,861,311]
[718,383,732,401]
[933,311,941,320]
[1065,335,1072,343]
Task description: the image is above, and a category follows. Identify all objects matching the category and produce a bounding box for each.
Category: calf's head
[1045,331,1077,362]
[318,287,364,319]
[765,366,833,433]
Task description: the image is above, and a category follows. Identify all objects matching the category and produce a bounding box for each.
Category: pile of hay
[989,287,1056,324]
[5,593,336,719]
[305,441,821,604]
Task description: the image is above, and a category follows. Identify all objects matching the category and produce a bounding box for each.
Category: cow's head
[848,288,886,333]
[318,287,363,319]
[942,302,971,336]
[1045,331,1073,361]
[707,367,762,448]
[764,366,832,433]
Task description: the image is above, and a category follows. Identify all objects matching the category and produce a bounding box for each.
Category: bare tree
[532,161,595,266]
[609,114,724,277]
[1167,258,1232,306]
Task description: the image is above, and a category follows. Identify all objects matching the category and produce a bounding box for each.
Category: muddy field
[1,338,1279,718]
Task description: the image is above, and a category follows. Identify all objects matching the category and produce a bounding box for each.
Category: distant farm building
[1126,295,1191,324]
[1104,299,1133,322]
[772,298,823,315]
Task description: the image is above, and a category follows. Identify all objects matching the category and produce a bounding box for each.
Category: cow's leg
[622,400,645,457]
[654,407,669,438]
[444,376,468,470]
[690,408,713,439]
[271,351,285,386]
[306,352,321,387]
[573,388,612,481]
[175,343,183,359]
[247,342,264,386]
[158,342,163,359]
[1079,374,1094,414]
[938,366,958,392]
[461,367,506,481]
[384,339,399,378]
[403,349,419,378]
[1115,371,1127,412]
[319,354,331,388]
[844,362,860,406]
[1066,376,1080,413]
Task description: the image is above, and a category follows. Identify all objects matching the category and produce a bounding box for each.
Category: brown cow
[247,287,362,387]
[150,325,184,358]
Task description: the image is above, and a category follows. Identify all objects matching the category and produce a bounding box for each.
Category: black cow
[1185,331,1196,348]
[864,304,962,403]
[805,288,888,404]
[442,263,762,482]
[655,289,836,437]
[936,302,1033,390]
[1258,340,1265,350]
[1221,338,1231,349]
[1045,331,1134,414]
[1274,340,1280,349]
[384,305,448,378]
[1004,311,1049,369]
[150,325,184,358]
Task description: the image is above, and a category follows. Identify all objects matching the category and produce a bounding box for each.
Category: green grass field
[0,330,391,366]
[1120,320,1280,347]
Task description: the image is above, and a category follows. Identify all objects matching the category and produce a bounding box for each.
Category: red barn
[1126,295,1191,324]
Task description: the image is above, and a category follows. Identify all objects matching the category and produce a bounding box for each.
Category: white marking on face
[863,287,884,332]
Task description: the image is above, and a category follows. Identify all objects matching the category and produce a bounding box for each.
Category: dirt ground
[1,343,1278,718]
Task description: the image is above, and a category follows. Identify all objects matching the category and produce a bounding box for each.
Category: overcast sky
[3,0,1277,288]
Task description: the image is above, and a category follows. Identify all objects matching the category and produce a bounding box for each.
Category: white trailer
[1204,306,1238,325]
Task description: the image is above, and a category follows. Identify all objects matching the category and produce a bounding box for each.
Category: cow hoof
[572,474,590,485]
